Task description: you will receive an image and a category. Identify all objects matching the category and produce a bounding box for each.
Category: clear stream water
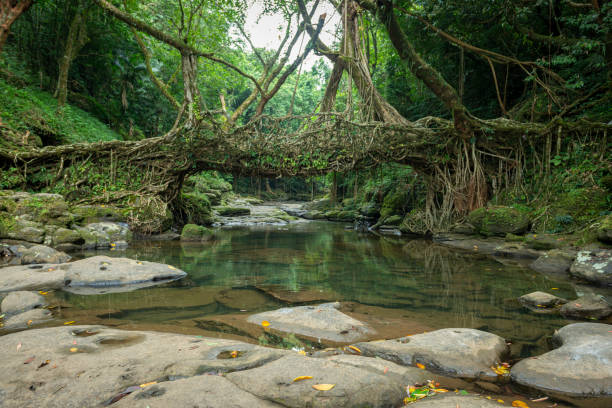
[50,221,593,356]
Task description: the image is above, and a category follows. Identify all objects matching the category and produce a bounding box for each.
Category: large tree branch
[93,0,264,95]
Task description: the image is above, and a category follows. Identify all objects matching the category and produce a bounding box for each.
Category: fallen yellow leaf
[312,384,335,391]
[168,265,176,270]
[27,320,33,326]
[63,321,75,325]
[230,350,238,358]
[38,291,48,295]
[347,345,361,354]
[298,350,307,356]
[497,400,504,404]
[416,363,425,370]
[293,376,313,382]
[433,388,449,393]
[261,320,270,327]
[551,288,559,290]
[140,381,157,388]
[512,401,529,408]
[69,347,78,353]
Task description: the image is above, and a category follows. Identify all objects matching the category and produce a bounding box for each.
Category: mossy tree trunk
[55,6,89,107]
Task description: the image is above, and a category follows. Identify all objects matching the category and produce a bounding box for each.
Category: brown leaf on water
[312,384,335,391]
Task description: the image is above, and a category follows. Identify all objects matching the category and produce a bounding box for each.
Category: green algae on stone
[181,224,212,241]
[216,206,251,216]
[468,206,531,237]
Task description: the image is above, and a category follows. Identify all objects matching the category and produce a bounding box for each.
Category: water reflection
[55,222,591,355]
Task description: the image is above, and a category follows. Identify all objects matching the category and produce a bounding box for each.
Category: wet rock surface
[0,244,70,266]
[559,294,612,320]
[0,256,186,293]
[407,394,502,407]
[511,323,612,408]
[353,328,508,380]
[518,291,567,313]
[530,250,575,276]
[226,354,430,408]
[2,307,52,330]
[247,302,375,343]
[1,291,46,314]
[570,249,612,286]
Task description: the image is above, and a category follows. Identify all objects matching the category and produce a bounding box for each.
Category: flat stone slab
[530,250,574,276]
[518,291,567,313]
[247,302,375,343]
[511,323,612,408]
[0,256,186,293]
[0,325,288,408]
[3,308,52,330]
[353,328,508,380]
[559,294,612,320]
[570,250,612,286]
[226,354,431,408]
[114,374,282,408]
[409,394,502,407]
[1,291,46,314]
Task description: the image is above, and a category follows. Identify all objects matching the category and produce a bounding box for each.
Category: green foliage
[0,79,120,145]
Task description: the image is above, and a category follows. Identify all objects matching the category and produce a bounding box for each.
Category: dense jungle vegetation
[0,0,611,236]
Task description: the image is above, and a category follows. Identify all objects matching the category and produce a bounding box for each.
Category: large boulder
[1,218,45,243]
[467,206,530,237]
[0,325,288,408]
[353,328,508,381]
[2,308,52,330]
[570,250,612,286]
[559,294,612,320]
[215,206,251,216]
[180,224,212,241]
[0,256,186,294]
[19,244,71,264]
[77,222,132,249]
[511,323,612,408]
[247,302,375,343]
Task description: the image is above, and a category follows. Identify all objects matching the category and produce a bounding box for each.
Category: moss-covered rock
[467,206,531,237]
[244,197,264,205]
[524,233,564,250]
[379,190,407,220]
[0,211,16,237]
[215,206,250,216]
[359,202,380,218]
[2,219,45,243]
[597,214,612,244]
[180,192,213,226]
[181,224,212,241]
[303,210,327,220]
[325,210,358,222]
[72,205,128,224]
[51,228,84,246]
[383,215,403,226]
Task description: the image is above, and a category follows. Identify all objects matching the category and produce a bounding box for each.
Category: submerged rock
[518,291,567,313]
[559,294,612,320]
[570,250,612,286]
[511,323,612,408]
[247,302,375,343]
[353,328,508,381]
[0,256,186,293]
[2,307,52,330]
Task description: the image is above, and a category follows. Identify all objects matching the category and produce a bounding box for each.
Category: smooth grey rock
[19,244,71,264]
[0,325,288,408]
[530,250,575,275]
[247,302,375,343]
[353,328,508,380]
[511,323,612,408]
[0,256,186,293]
[518,291,567,313]
[408,394,502,407]
[570,250,612,286]
[3,308,52,329]
[226,354,430,408]
[115,375,281,408]
[560,294,612,320]
[1,291,46,314]
[81,222,131,248]
[432,234,501,255]
[2,219,45,243]
[493,242,540,259]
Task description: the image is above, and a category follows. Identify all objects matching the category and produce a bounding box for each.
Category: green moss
[383,215,403,226]
[0,78,121,145]
[547,187,608,232]
[180,192,213,225]
[0,211,16,236]
[72,205,129,224]
[468,206,531,237]
[379,190,407,219]
[181,224,212,241]
[216,206,250,216]
[597,213,612,244]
